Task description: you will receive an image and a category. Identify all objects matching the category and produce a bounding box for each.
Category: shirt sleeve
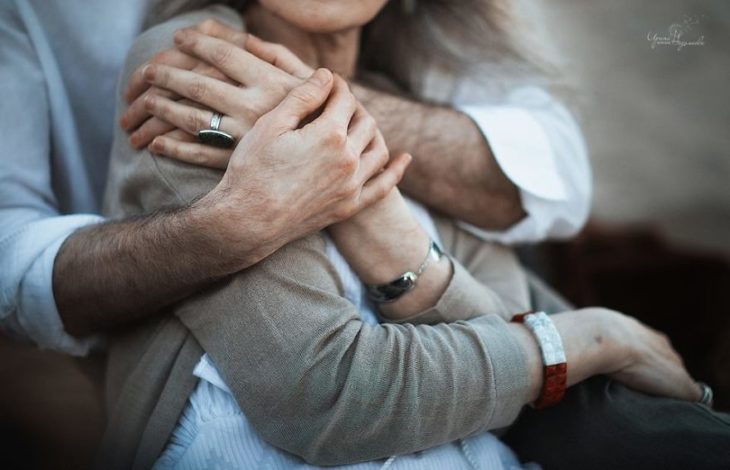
[0,215,104,356]
[455,86,592,244]
[0,2,101,355]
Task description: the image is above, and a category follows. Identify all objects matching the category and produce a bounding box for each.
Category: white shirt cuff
[458,104,567,202]
[454,88,590,244]
[1,214,104,356]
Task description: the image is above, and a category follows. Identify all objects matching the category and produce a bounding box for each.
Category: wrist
[329,190,429,284]
[590,308,640,373]
[192,188,271,273]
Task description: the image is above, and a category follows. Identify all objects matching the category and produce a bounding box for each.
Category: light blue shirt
[0,0,146,354]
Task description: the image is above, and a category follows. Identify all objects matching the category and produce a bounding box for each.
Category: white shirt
[0,0,590,355]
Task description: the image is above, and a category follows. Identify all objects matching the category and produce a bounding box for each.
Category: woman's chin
[259,0,386,33]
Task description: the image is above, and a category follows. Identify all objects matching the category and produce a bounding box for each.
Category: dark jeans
[503,376,730,470]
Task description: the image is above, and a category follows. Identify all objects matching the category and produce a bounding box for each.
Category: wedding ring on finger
[697,381,714,407]
[198,112,235,148]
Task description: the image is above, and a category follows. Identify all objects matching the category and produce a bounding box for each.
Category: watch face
[394,272,417,289]
[368,272,418,303]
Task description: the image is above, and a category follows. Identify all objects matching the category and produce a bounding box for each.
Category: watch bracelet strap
[366,240,442,304]
[512,311,568,409]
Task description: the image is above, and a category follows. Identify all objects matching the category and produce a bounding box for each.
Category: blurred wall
[541,0,729,253]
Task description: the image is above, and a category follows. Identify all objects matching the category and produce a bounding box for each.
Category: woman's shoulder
[123,5,244,81]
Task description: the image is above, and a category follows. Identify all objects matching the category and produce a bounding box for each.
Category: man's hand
[198,69,411,266]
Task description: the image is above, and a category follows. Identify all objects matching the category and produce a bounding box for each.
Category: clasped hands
[121,19,412,267]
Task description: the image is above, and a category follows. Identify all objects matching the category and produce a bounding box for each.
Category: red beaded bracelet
[512,311,568,409]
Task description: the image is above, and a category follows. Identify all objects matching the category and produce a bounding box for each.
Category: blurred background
[530,0,730,411]
[546,0,728,252]
[1,1,728,468]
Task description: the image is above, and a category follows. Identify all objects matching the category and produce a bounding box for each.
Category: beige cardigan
[99,6,539,469]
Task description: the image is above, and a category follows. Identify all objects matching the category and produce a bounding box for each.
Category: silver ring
[210,112,222,131]
[697,381,714,406]
[198,112,235,149]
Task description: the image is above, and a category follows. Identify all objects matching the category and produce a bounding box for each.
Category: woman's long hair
[144,0,558,104]
[362,0,556,103]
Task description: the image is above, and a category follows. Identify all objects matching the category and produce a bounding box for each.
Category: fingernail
[311,68,332,86]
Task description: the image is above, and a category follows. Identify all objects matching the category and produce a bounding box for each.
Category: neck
[243,4,361,79]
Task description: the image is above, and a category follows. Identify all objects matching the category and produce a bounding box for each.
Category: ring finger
[143,64,243,117]
[142,94,244,140]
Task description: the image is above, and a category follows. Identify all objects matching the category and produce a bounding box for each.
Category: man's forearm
[53,199,252,337]
[353,84,525,230]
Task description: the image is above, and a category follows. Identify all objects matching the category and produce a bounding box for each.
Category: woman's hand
[599,310,703,401]
[121,19,248,148]
[122,22,314,162]
[545,308,703,402]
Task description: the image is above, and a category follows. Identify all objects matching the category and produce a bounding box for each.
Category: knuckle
[373,183,389,200]
[142,93,156,110]
[342,148,359,170]
[154,65,169,85]
[188,77,207,101]
[324,128,347,148]
[269,74,288,92]
[193,151,209,166]
[151,50,168,64]
[151,138,165,153]
[334,202,356,220]
[184,110,203,131]
[339,179,359,198]
[211,44,233,67]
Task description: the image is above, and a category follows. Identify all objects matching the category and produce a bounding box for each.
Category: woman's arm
[327,183,519,323]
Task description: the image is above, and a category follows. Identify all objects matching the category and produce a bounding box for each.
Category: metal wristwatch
[366,241,443,304]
